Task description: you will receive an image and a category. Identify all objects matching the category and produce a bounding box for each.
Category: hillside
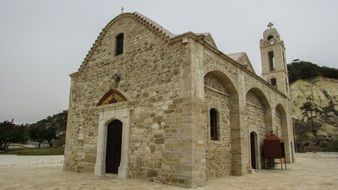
[290,77,338,119]
[29,110,68,146]
[30,110,68,134]
[290,76,338,152]
[287,61,338,83]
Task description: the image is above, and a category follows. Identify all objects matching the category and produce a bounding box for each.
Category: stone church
[64,12,295,188]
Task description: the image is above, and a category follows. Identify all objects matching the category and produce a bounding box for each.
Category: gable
[97,89,127,106]
[227,52,256,74]
[77,12,176,72]
[196,33,217,49]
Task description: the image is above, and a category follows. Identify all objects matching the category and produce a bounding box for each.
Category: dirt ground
[0,154,337,190]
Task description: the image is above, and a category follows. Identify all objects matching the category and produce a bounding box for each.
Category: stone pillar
[231,72,249,175]
[63,74,76,171]
[173,38,206,188]
[285,101,294,163]
[188,39,206,187]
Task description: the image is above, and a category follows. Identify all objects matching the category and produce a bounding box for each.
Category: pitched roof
[133,12,176,38]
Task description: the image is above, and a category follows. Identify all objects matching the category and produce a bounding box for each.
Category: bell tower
[260,23,289,96]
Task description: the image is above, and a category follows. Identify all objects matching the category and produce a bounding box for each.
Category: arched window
[210,108,219,140]
[268,51,275,71]
[270,78,277,86]
[115,33,124,56]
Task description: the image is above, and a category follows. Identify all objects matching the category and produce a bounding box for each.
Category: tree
[29,127,44,148]
[300,96,317,131]
[287,61,338,83]
[0,121,26,151]
[29,126,56,148]
[44,127,56,147]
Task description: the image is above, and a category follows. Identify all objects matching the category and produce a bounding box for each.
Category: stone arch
[203,70,238,94]
[246,87,272,133]
[245,87,272,170]
[203,70,241,176]
[97,89,128,106]
[275,103,292,162]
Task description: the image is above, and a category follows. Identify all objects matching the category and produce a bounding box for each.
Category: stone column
[181,38,206,187]
[231,72,249,175]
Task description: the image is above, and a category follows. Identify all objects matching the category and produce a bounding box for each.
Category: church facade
[64,12,295,188]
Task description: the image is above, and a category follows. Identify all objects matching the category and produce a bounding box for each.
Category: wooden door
[250,132,257,169]
[105,120,122,174]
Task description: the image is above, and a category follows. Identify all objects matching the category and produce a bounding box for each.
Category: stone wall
[246,91,266,144]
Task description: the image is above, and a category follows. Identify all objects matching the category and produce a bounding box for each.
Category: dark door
[105,120,122,174]
[250,132,257,169]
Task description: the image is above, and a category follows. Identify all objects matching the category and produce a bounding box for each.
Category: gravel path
[0,154,337,190]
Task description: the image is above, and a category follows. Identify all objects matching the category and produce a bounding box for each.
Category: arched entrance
[105,119,123,174]
[250,132,258,169]
[94,89,130,178]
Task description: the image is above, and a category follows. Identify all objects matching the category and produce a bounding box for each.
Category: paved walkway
[0,155,63,167]
[0,154,337,190]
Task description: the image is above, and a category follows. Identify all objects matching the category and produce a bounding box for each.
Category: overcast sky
[1,0,337,124]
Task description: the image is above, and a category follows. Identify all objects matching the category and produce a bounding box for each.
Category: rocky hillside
[290,77,338,119]
[290,77,338,152]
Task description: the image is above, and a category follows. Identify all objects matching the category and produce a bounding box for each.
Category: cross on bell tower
[267,22,274,29]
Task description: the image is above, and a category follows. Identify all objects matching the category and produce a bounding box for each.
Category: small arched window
[210,108,219,141]
[115,33,124,56]
[270,78,277,86]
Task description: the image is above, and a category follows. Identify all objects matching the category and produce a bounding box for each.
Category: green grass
[0,147,64,155]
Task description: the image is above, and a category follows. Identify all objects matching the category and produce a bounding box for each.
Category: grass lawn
[0,147,64,155]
